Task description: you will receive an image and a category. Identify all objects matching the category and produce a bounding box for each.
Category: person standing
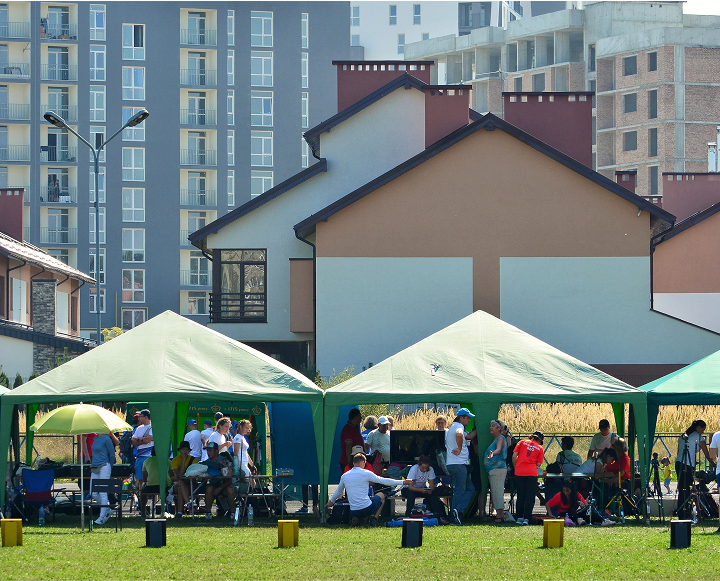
[365,416,391,463]
[184,420,202,461]
[200,419,214,461]
[676,420,711,519]
[232,419,256,476]
[208,417,233,454]
[361,416,378,445]
[484,419,508,523]
[131,409,153,490]
[90,431,117,525]
[339,409,364,473]
[512,431,544,525]
[445,408,475,525]
[708,429,720,532]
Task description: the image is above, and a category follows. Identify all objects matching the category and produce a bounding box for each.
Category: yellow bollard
[277,520,299,547]
[543,518,564,548]
[1,519,23,547]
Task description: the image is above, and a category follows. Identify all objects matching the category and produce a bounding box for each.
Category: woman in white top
[208,417,233,454]
[232,419,256,477]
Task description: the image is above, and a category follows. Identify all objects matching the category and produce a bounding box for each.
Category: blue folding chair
[22,468,56,524]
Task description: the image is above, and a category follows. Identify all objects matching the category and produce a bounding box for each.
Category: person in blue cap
[184,419,202,461]
[445,407,475,524]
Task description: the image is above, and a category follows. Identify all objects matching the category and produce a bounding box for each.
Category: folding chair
[88,478,123,531]
[21,468,56,524]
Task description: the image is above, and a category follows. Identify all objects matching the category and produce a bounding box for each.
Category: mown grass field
[2,515,720,581]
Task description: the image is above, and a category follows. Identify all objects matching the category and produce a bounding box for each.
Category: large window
[122,147,145,180]
[648,51,657,72]
[301,92,308,128]
[227,89,234,125]
[351,6,359,27]
[251,170,272,197]
[623,131,637,151]
[227,10,235,46]
[189,250,209,285]
[251,131,273,166]
[301,13,308,48]
[122,24,145,60]
[227,49,234,85]
[122,228,145,262]
[623,55,637,76]
[227,169,235,206]
[251,91,273,126]
[121,308,146,329]
[89,167,105,203]
[216,249,267,321]
[251,51,272,86]
[122,107,145,140]
[301,53,308,88]
[89,288,106,313]
[413,4,421,25]
[623,93,637,113]
[89,207,106,244]
[122,269,145,302]
[122,67,145,100]
[90,85,105,122]
[90,5,106,41]
[122,187,145,221]
[227,129,234,165]
[187,291,209,315]
[389,5,397,25]
[90,45,105,81]
[89,248,105,284]
[251,11,273,47]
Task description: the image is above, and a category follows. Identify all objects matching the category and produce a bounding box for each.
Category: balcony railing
[180,270,211,286]
[210,292,267,323]
[180,230,193,245]
[40,187,78,203]
[180,28,217,45]
[0,145,31,161]
[180,69,217,86]
[23,188,30,202]
[0,103,31,121]
[41,24,78,40]
[180,149,216,166]
[40,146,77,162]
[180,109,217,125]
[40,227,77,244]
[0,62,30,78]
[0,22,31,39]
[180,189,217,206]
[41,104,77,123]
[41,64,78,81]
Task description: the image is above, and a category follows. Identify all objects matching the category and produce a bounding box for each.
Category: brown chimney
[615,170,637,194]
[0,187,25,241]
[503,93,593,169]
[423,86,471,148]
[334,60,432,112]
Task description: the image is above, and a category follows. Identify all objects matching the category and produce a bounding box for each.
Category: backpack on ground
[326,502,350,524]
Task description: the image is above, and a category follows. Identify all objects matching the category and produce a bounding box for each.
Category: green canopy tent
[0,311,325,514]
[321,311,649,511]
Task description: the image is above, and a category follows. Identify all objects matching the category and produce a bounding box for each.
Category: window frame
[351,34,360,47]
[89,85,106,122]
[122,269,145,303]
[622,92,637,114]
[121,307,147,329]
[227,169,235,206]
[89,287,106,314]
[301,92,309,129]
[227,89,234,125]
[648,51,657,72]
[89,207,106,244]
[250,170,273,197]
[251,130,273,167]
[122,187,145,222]
[413,4,421,25]
[301,13,308,48]
[89,4,106,41]
[398,34,405,55]
[122,106,146,140]
[122,24,145,60]
[648,89,658,119]
[251,90,273,127]
[623,55,637,76]
[389,5,397,25]
[89,166,106,203]
[122,147,145,181]
[250,11,273,48]
[227,129,234,165]
[122,66,145,100]
[227,49,234,85]
[122,228,145,263]
[227,10,235,46]
[90,44,106,81]
[351,6,359,27]
[250,51,273,87]
[648,127,658,158]
[301,138,309,169]
[623,130,637,151]
[215,249,267,322]
[301,53,308,88]
[89,247,106,285]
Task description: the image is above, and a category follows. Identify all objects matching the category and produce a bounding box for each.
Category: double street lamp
[43,109,149,345]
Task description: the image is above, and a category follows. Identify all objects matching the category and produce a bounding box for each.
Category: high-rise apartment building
[2,2,351,339]
[405,1,720,200]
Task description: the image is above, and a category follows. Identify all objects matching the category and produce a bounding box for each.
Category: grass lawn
[2,516,720,581]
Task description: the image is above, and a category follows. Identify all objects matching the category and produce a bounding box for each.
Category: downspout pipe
[6,258,26,320]
[294,230,317,368]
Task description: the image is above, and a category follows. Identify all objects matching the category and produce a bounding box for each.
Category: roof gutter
[294,230,317,368]
[6,258,26,321]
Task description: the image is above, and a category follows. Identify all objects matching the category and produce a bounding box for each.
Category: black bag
[326,502,350,524]
[119,431,133,460]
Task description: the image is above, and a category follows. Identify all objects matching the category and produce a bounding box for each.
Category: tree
[47,347,72,371]
[13,373,23,389]
[0,367,9,388]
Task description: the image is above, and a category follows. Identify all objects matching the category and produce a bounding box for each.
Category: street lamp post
[44,109,149,345]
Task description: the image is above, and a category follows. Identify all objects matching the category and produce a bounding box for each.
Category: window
[89,288,106,313]
[588,44,595,72]
[389,5,397,25]
[122,270,145,302]
[251,11,273,47]
[351,35,360,47]
[623,55,637,76]
[122,107,145,140]
[121,308,146,329]
[89,207,106,244]
[301,92,308,128]
[46,168,68,201]
[122,147,145,180]
[227,89,234,125]
[90,5,106,41]
[413,4,421,25]
[218,249,267,320]
[301,139,309,168]
[90,127,105,162]
[122,228,145,262]
[122,187,145,221]
[89,248,105,284]
[533,73,545,92]
[623,131,637,151]
[90,45,105,81]
[397,34,405,54]
[122,24,145,60]
[187,291,209,315]
[422,33,429,41]
[649,166,658,196]
[251,51,273,86]
[351,6,359,27]
[189,250,209,286]
[251,131,273,166]
[227,170,235,205]
[90,85,105,122]
[301,13,308,48]
[122,67,145,100]
[89,167,105,203]
[623,93,637,113]
[648,51,657,72]
[649,127,658,157]
[227,49,234,85]
[514,77,522,92]
[648,89,657,119]
[301,53,308,88]
[251,171,272,197]
[48,248,69,265]
[251,91,273,126]
[227,10,234,46]
[188,211,207,234]
[227,129,234,165]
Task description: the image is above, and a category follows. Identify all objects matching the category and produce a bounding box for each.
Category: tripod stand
[605,472,638,524]
[673,436,699,523]
[638,454,664,523]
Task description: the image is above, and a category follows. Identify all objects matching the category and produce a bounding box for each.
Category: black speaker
[670,519,691,549]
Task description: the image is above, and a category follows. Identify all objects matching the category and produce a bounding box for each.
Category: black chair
[88,478,123,531]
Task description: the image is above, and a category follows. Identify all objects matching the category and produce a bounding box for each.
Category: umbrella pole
[80,436,85,531]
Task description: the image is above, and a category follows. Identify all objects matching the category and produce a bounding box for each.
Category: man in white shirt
[708,429,720,533]
[184,420,203,461]
[445,408,475,524]
[326,452,411,526]
[365,416,391,463]
[587,419,618,459]
[130,409,153,489]
[200,419,214,461]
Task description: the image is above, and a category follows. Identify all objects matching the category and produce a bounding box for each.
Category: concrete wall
[316,256,473,374]
[0,335,33,380]
[653,293,720,334]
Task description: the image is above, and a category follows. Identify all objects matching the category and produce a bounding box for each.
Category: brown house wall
[289,259,314,333]
[661,174,720,221]
[316,128,650,317]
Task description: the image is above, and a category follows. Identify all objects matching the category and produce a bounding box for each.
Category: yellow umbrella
[30,403,131,530]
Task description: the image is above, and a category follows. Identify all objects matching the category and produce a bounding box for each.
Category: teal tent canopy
[321,311,649,510]
[0,311,324,512]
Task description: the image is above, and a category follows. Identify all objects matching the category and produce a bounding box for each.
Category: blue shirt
[484,435,507,471]
[91,434,116,467]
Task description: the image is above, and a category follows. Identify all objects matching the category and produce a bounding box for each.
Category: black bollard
[145,518,167,548]
[401,518,424,548]
[670,520,691,549]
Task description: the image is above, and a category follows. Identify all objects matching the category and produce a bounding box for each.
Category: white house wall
[653,293,720,334]
[316,256,473,375]
[0,336,33,380]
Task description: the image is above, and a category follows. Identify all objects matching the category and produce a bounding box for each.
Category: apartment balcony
[180,270,211,287]
[23,188,30,202]
[180,109,217,126]
[0,145,31,162]
[180,69,217,87]
[0,22,32,39]
[210,292,267,323]
[0,103,31,121]
[41,64,78,82]
[180,149,216,166]
[40,228,77,244]
[40,187,78,203]
[41,105,78,123]
[40,146,77,162]
[41,24,78,40]
[0,63,30,78]
[180,230,194,246]
[180,28,217,46]
[180,189,217,206]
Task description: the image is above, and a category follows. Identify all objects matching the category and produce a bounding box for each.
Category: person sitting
[546,480,587,525]
[604,438,631,487]
[200,441,235,520]
[365,416,391,464]
[556,436,583,473]
[326,452,412,527]
[140,448,171,516]
[587,419,618,459]
[170,441,197,519]
[400,455,447,518]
